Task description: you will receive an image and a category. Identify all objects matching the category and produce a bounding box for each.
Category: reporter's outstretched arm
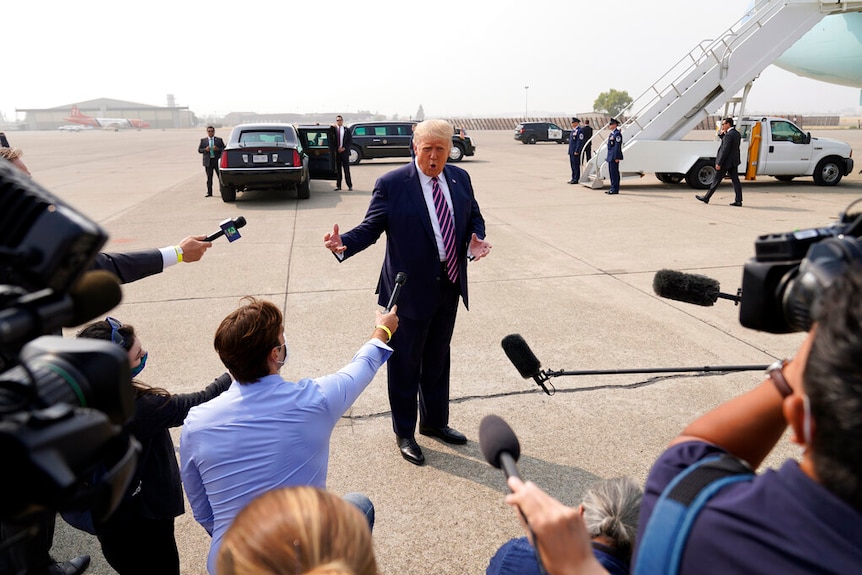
[671,329,814,468]
[505,476,609,575]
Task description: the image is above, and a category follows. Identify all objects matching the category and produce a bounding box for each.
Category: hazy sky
[3,0,860,121]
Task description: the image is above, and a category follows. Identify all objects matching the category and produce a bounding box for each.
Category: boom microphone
[501,334,551,395]
[204,216,247,242]
[385,272,407,312]
[653,269,741,306]
[67,270,123,326]
[479,414,522,480]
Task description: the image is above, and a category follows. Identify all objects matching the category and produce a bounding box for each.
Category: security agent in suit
[198,126,225,197]
[581,120,594,163]
[324,119,492,466]
[696,117,743,206]
[605,118,624,194]
[568,118,585,184]
[334,115,353,191]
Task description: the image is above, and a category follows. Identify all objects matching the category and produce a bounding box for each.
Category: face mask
[130,352,148,378]
[275,338,290,367]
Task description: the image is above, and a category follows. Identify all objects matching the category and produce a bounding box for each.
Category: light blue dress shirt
[180,339,392,574]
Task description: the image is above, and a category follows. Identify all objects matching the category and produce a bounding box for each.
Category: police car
[513,122,571,144]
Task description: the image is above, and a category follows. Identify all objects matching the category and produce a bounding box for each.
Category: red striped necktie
[432,176,458,283]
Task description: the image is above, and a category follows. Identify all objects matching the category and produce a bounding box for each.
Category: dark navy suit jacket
[339,162,486,321]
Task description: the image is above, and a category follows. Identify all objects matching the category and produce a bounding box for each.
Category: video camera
[0,161,138,526]
[653,199,862,334]
[738,199,862,333]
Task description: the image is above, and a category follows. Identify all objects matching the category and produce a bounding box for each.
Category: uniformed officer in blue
[605,118,624,194]
[567,117,585,184]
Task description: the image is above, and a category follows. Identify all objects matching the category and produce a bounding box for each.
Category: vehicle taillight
[292,150,301,166]
[220,152,228,169]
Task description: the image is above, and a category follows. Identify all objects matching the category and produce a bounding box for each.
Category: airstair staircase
[581,0,862,188]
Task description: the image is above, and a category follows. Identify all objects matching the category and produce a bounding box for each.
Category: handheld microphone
[501,334,552,395]
[652,269,741,306]
[385,272,407,312]
[479,414,522,481]
[204,216,247,242]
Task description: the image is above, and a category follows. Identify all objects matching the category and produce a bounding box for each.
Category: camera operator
[505,262,862,574]
[1,235,211,574]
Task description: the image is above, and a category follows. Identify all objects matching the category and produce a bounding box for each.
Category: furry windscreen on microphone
[479,414,521,469]
[653,269,720,306]
[501,334,542,379]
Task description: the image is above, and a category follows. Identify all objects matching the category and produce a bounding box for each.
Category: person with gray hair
[487,476,643,575]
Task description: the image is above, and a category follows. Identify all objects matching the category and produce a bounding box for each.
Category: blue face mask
[130,352,148,378]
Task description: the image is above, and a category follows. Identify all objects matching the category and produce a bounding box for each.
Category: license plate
[252,154,268,163]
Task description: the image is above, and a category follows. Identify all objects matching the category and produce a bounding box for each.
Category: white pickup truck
[608,116,854,189]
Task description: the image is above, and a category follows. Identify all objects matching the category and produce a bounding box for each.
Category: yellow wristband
[174,246,183,263]
[375,324,392,342]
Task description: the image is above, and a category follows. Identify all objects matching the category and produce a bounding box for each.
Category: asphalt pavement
[6,126,862,574]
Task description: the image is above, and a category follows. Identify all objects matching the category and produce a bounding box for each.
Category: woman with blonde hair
[217,486,377,575]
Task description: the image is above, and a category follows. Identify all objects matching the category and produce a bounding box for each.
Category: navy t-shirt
[635,441,862,574]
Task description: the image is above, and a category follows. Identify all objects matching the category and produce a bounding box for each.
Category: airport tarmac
[6,126,862,574]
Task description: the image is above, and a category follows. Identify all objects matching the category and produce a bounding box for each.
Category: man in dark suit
[323,119,492,466]
[581,120,594,164]
[198,126,225,198]
[696,117,743,206]
[334,115,353,191]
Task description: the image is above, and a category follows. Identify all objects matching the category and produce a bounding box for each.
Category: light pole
[524,86,529,118]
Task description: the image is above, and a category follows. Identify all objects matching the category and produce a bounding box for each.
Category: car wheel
[220,183,236,203]
[527,135,537,145]
[774,175,795,182]
[685,160,715,190]
[448,144,464,162]
[349,146,362,165]
[813,157,843,186]
[298,177,310,199]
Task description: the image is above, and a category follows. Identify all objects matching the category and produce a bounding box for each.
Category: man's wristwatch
[766,359,793,399]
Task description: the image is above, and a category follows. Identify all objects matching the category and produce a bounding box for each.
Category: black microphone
[385,272,407,312]
[501,334,551,395]
[479,414,521,480]
[653,269,741,306]
[204,216,247,242]
[0,271,122,346]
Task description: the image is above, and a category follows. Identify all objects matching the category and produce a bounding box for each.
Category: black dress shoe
[48,555,90,575]
[419,425,467,445]
[695,194,708,204]
[729,201,742,207]
[397,436,425,465]
[334,186,342,191]
[605,190,619,195]
[567,180,576,184]
[205,193,212,197]
[348,186,353,191]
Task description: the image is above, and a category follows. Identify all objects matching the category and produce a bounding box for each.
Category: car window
[239,130,295,145]
[770,120,804,143]
[549,123,561,130]
[353,126,369,136]
[373,126,388,136]
[390,125,412,136]
[304,131,330,147]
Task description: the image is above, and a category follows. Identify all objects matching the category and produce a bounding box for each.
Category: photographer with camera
[504,262,862,575]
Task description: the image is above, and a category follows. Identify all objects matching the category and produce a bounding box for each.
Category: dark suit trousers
[704,165,742,203]
[569,153,581,182]
[387,279,461,438]
[336,151,352,188]
[204,157,219,194]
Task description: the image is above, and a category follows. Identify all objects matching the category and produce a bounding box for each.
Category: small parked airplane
[63,105,150,130]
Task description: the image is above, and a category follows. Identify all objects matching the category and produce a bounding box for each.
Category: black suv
[348,121,476,165]
[514,122,571,144]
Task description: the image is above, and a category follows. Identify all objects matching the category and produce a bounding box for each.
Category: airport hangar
[15,97,195,130]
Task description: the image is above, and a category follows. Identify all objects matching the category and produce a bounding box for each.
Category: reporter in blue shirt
[180,297,398,574]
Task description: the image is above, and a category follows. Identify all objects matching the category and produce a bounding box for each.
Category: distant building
[15,97,194,130]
